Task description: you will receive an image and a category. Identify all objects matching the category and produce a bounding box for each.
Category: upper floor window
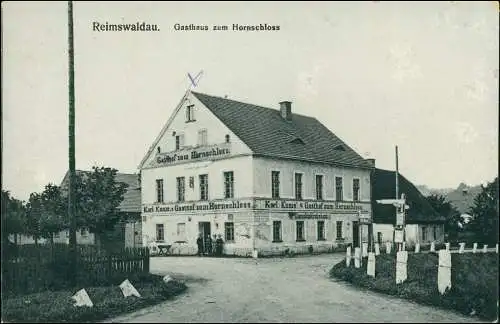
[271,171,280,199]
[157,147,161,154]
[186,105,195,122]
[295,173,303,200]
[224,171,234,198]
[156,179,164,203]
[353,178,360,202]
[198,129,207,146]
[199,174,209,201]
[335,177,343,201]
[225,134,230,143]
[175,134,184,150]
[176,177,185,202]
[315,175,323,200]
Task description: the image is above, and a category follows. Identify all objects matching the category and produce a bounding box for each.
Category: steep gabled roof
[191,92,372,169]
[372,168,445,224]
[60,170,141,213]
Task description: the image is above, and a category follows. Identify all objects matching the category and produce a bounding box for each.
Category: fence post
[385,242,392,254]
[483,244,488,253]
[143,247,150,273]
[374,243,380,256]
[345,246,352,267]
[459,242,465,254]
[367,252,375,277]
[396,250,408,284]
[472,243,478,253]
[438,249,452,295]
[415,243,420,253]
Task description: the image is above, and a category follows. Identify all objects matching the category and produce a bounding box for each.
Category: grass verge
[330,252,499,321]
[1,273,187,323]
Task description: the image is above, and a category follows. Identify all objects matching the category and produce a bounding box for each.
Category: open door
[198,222,211,247]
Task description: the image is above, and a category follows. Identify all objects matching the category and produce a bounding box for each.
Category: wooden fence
[2,244,150,295]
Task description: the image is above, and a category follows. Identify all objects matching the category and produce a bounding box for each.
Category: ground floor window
[317,221,325,240]
[336,221,343,240]
[421,226,427,241]
[225,222,235,241]
[177,223,186,241]
[377,232,383,244]
[272,221,282,242]
[156,224,164,242]
[296,221,305,241]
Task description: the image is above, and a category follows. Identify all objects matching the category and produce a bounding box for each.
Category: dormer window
[290,137,305,145]
[225,134,230,143]
[186,105,195,122]
[334,144,345,151]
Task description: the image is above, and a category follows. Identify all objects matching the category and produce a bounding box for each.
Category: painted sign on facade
[254,199,370,213]
[143,198,371,214]
[143,200,253,213]
[150,143,231,167]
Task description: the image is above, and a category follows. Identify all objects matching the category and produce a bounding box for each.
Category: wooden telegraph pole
[395,146,399,250]
[67,0,77,286]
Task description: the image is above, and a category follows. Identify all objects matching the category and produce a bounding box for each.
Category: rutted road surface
[105,254,485,323]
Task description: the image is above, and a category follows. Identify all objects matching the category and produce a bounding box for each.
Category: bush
[330,253,499,321]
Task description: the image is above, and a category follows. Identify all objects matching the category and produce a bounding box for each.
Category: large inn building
[139,91,374,256]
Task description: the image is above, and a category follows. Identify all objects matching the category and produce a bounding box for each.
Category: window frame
[335,176,344,201]
[224,222,235,242]
[198,128,208,146]
[296,220,305,242]
[156,224,165,242]
[294,172,304,200]
[336,221,343,240]
[317,220,326,241]
[186,104,195,122]
[223,171,234,199]
[271,170,281,199]
[199,174,209,201]
[272,220,282,243]
[176,176,185,202]
[315,174,324,200]
[156,179,164,203]
[352,177,361,202]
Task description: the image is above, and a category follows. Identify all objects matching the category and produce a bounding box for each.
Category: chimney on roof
[366,158,376,168]
[279,101,292,121]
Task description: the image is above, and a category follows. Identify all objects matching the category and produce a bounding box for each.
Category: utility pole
[67,0,77,286]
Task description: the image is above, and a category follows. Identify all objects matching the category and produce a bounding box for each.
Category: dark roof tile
[191,92,372,169]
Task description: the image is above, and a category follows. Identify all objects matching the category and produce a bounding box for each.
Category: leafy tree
[72,166,128,248]
[426,194,461,241]
[25,184,67,245]
[1,190,26,245]
[469,177,499,245]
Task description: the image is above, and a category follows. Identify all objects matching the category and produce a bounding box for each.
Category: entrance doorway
[198,222,211,249]
[352,221,360,248]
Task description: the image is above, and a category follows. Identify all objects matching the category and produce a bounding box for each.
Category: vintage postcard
[2,1,498,323]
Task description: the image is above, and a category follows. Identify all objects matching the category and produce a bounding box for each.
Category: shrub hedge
[330,252,498,321]
[1,273,187,323]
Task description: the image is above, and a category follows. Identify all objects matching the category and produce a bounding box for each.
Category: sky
[2,1,499,201]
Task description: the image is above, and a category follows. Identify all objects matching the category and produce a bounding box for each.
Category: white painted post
[458,242,465,254]
[367,252,376,277]
[402,242,406,251]
[346,246,352,267]
[430,242,436,252]
[354,247,361,268]
[445,242,450,250]
[496,243,498,254]
[396,250,408,284]
[385,242,392,254]
[483,244,488,253]
[374,243,380,256]
[362,242,368,258]
[415,243,420,253]
[473,243,478,253]
[438,249,452,295]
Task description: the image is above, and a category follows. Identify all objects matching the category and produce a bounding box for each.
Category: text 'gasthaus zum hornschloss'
[91,22,281,32]
[174,23,280,32]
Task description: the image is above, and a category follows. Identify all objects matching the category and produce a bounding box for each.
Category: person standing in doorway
[196,233,204,257]
[205,234,213,256]
[216,234,224,257]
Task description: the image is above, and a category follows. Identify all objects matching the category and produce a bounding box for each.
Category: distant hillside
[416,183,482,215]
[444,183,482,215]
[416,185,454,197]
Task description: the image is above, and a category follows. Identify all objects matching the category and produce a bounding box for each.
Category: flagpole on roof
[67,0,77,285]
